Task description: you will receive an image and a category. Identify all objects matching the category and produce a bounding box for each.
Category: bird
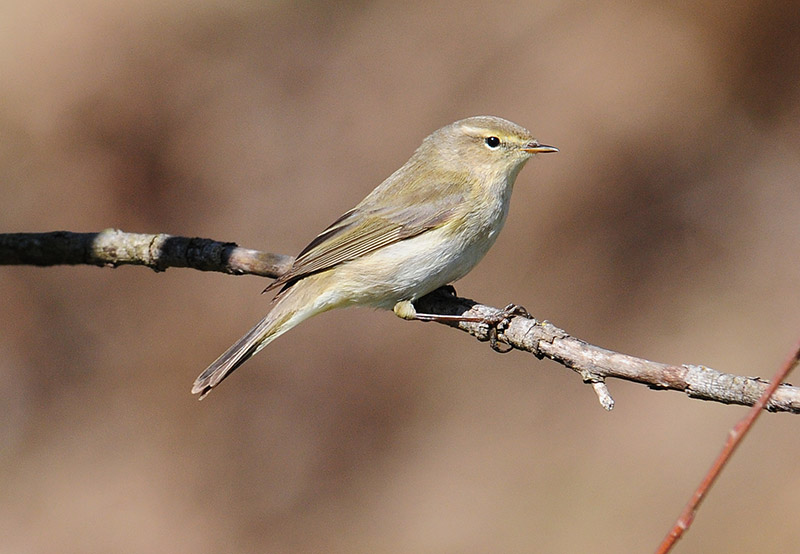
[192,116,557,398]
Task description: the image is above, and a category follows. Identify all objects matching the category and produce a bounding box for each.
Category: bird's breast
[323,190,512,310]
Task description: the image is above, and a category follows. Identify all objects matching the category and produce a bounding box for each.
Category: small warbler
[193,116,557,398]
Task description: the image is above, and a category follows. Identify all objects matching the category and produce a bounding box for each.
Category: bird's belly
[326,223,497,310]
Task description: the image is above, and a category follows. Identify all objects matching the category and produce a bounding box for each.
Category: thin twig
[654,339,800,553]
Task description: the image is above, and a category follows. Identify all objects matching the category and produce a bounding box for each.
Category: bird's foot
[394,294,528,354]
[482,303,529,353]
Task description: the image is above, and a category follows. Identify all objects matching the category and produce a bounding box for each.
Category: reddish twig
[655,338,800,553]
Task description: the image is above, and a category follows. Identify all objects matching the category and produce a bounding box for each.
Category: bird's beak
[524,141,558,154]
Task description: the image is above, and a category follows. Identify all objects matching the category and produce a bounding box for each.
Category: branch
[0,229,293,277]
[413,289,800,414]
[3,230,798,414]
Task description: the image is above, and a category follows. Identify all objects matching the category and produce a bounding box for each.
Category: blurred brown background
[2,1,799,552]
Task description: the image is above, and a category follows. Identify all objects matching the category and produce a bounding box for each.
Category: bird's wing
[265,188,467,292]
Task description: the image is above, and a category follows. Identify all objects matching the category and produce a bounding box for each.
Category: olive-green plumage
[192,116,556,398]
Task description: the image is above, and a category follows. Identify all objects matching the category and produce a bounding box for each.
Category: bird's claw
[485,303,529,353]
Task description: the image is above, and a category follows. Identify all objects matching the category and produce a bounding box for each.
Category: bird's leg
[393,290,529,354]
[393,285,479,322]
[392,299,483,322]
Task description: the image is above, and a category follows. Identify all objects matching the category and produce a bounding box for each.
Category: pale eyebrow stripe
[459,124,488,136]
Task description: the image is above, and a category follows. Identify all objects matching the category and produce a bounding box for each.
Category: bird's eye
[484,136,501,149]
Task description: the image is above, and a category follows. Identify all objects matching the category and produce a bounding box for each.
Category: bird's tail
[191,285,323,399]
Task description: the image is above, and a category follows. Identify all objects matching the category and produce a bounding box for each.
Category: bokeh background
[2,1,799,552]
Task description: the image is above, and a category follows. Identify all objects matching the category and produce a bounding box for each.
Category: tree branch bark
[2,230,798,414]
[0,229,292,277]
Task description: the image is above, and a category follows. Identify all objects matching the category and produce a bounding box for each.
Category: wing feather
[266,187,466,292]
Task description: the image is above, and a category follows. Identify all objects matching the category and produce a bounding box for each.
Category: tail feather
[192,302,302,399]
[192,272,338,399]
